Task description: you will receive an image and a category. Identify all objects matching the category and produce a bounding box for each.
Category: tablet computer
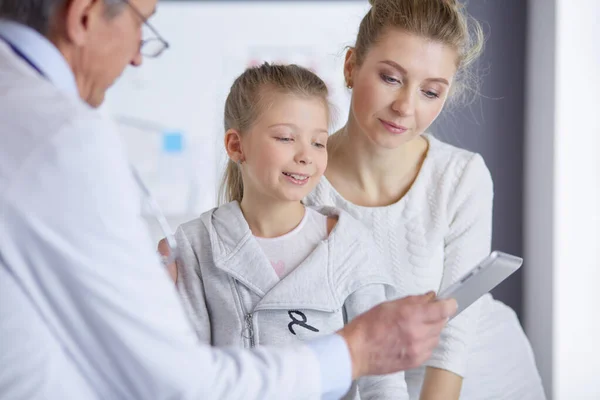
[437,251,523,319]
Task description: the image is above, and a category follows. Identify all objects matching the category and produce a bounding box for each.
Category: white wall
[525,1,600,398]
[524,0,555,396]
[104,1,369,225]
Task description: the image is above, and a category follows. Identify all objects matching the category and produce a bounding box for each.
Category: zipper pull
[243,313,255,348]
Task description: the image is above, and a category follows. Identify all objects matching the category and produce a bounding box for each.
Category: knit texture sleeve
[425,153,494,377]
[343,283,409,399]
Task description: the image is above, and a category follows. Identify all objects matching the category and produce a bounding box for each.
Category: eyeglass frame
[120,0,170,58]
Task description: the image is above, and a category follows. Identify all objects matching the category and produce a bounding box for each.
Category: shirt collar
[0,20,79,97]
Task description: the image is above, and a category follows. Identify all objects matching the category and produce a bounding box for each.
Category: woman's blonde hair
[355,0,485,103]
[219,63,329,204]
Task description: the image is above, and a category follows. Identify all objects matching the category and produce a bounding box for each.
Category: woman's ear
[344,47,357,88]
[224,129,244,163]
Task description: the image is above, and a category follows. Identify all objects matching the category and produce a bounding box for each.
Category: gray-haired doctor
[0,1,456,399]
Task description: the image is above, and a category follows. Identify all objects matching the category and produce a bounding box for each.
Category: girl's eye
[275,137,293,142]
[313,142,326,149]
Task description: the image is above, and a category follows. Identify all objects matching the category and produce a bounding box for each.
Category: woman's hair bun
[369,0,460,7]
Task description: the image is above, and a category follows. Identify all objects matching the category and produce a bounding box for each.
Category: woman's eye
[423,90,440,99]
[380,74,400,84]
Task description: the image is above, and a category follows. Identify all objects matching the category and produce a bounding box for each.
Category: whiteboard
[102,1,370,217]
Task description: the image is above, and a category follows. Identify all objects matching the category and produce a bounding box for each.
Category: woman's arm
[422,153,494,396]
[420,367,462,400]
[344,284,410,400]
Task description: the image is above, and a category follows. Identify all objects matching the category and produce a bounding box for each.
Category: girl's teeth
[283,172,308,181]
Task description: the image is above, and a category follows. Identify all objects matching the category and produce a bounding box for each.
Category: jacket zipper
[244,313,255,348]
[233,281,255,348]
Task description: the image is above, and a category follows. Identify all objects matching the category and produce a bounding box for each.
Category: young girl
[168,63,409,399]
[304,0,545,399]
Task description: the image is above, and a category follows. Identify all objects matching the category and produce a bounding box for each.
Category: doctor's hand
[337,292,457,380]
[157,238,177,284]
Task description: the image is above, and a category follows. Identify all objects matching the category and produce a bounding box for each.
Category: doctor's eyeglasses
[120,0,170,58]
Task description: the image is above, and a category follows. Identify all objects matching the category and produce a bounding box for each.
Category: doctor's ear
[60,0,100,47]
[224,129,245,164]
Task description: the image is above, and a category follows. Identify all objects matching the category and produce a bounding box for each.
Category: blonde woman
[305,0,546,399]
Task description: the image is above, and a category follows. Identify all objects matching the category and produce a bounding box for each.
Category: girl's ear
[225,129,244,163]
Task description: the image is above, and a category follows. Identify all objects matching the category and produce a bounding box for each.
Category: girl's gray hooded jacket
[174,201,409,399]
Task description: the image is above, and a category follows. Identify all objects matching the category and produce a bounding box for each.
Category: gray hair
[0,0,125,36]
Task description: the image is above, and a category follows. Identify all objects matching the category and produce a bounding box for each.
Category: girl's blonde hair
[219,63,329,204]
[355,0,485,103]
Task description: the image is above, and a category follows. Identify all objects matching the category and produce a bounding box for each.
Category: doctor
[0,0,457,399]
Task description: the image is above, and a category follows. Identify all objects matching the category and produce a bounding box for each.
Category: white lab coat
[0,28,348,400]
